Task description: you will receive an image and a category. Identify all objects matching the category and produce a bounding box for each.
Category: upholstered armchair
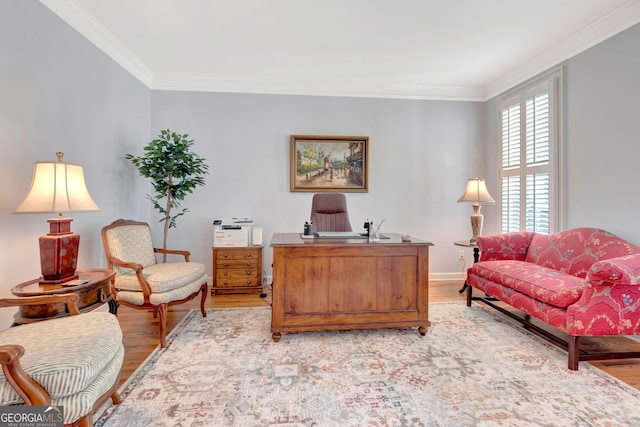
[101,219,207,348]
[310,193,353,232]
[0,293,123,427]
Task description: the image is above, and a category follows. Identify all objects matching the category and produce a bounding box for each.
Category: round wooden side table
[10,268,116,325]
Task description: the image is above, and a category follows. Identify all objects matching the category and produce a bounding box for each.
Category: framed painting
[290,135,369,192]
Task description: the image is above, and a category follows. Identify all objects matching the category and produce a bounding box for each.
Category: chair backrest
[310,193,353,232]
[101,219,157,276]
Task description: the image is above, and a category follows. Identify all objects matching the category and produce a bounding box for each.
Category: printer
[213,217,253,247]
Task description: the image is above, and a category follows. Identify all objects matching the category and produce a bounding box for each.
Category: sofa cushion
[477,232,536,262]
[54,344,124,425]
[0,312,122,405]
[525,228,640,278]
[472,260,586,308]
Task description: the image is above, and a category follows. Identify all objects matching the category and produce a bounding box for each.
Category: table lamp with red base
[14,152,99,284]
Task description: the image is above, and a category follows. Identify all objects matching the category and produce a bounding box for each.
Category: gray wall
[564,23,640,242]
[149,92,484,278]
[0,1,151,326]
[482,23,640,245]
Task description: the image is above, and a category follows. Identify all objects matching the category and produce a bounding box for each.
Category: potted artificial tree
[126,129,209,259]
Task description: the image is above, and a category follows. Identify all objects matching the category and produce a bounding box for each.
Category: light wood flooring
[115,280,640,390]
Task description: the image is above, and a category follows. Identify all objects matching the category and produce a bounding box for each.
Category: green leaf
[126,129,210,247]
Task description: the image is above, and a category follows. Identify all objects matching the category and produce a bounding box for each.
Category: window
[498,68,563,234]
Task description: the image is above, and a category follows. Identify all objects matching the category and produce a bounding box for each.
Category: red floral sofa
[466,227,640,370]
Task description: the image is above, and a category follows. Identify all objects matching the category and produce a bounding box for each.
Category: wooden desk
[270,233,433,342]
[11,268,116,324]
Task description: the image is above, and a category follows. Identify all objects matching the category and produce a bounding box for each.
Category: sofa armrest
[586,253,640,286]
[477,232,537,262]
[0,345,50,406]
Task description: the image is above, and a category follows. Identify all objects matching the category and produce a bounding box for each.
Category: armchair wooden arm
[154,248,191,262]
[0,294,81,316]
[0,344,50,406]
[107,256,153,302]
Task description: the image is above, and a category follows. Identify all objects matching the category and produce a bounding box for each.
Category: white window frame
[497,67,564,234]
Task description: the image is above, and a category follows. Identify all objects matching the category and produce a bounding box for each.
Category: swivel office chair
[310,193,353,232]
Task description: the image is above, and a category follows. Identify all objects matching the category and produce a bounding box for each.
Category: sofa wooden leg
[466,285,472,307]
[568,335,580,370]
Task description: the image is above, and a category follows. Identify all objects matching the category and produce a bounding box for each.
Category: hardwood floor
[115,280,640,390]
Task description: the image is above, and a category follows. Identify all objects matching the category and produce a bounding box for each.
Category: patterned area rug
[96,303,640,426]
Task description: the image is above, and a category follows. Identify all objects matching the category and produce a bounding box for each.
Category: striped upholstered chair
[0,293,123,427]
[101,219,207,348]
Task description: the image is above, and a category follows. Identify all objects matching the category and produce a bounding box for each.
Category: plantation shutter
[499,71,561,234]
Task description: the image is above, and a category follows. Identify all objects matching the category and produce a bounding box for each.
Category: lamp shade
[14,154,99,214]
[457,177,495,205]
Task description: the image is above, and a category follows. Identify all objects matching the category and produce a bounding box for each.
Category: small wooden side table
[10,268,116,325]
[454,240,480,293]
[212,245,263,295]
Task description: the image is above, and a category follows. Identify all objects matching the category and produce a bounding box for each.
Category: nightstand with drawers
[211,245,263,295]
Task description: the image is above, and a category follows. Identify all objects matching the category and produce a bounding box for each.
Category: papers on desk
[315,231,363,238]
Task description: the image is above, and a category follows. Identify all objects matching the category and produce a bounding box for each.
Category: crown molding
[41,0,640,101]
[39,0,153,87]
[151,74,486,101]
[484,0,640,100]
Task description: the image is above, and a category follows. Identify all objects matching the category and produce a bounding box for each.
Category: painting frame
[290,135,369,193]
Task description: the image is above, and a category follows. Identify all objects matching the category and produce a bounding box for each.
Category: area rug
[96,303,640,426]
